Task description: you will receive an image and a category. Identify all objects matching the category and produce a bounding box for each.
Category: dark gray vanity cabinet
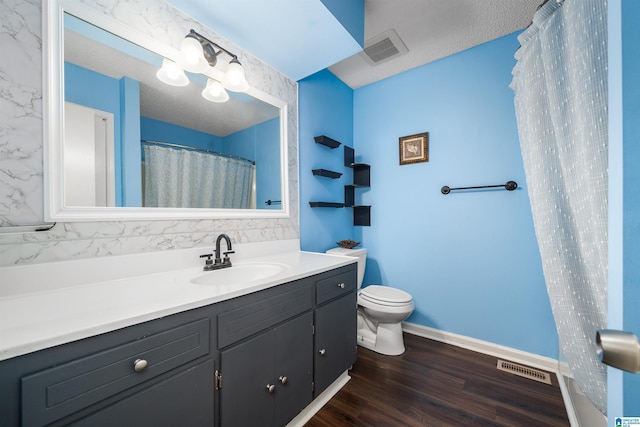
[313,266,358,397]
[0,307,216,427]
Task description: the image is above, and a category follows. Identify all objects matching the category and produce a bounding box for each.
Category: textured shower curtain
[143,145,255,209]
[511,0,608,414]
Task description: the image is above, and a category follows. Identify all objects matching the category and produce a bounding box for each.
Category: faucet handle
[222,250,235,266]
[199,253,214,270]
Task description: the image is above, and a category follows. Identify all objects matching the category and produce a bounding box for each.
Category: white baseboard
[402,322,559,372]
[286,371,351,427]
[557,372,581,426]
[556,362,607,427]
[402,322,590,426]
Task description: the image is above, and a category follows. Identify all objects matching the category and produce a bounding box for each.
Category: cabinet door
[219,312,313,427]
[220,331,274,426]
[72,358,214,427]
[314,292,357,396]
[274,312,313,426]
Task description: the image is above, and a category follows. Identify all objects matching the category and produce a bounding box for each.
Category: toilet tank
[325,247,366,289]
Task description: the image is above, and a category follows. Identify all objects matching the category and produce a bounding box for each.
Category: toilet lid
[360,285,412,304]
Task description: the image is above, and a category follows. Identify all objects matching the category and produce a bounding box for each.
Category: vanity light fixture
[177,32,210,73]
[223,57,249,92]
[177,29,249,93]
[202,78,229,103]
[156,58,189,87]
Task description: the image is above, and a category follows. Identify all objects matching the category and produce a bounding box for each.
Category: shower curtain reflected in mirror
[143,144,255,209]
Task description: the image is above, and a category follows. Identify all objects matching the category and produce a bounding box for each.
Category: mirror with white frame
[44,0,289,221]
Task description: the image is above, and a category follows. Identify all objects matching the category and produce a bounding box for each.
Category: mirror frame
[43,0,290,221]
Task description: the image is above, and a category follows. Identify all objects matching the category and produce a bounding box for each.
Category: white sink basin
[190,262,288,286]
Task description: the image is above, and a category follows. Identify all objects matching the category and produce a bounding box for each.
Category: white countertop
[0,240,354,362]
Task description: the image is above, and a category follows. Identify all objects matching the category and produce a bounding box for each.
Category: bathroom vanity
[0,242,357,426]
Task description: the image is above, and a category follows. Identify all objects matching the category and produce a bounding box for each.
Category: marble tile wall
[0,0,299,266]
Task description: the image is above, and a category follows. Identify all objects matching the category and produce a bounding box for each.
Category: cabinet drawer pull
[266,384,276,393]
[279,375,287,385]
[133,359,148,372]
[337,282,345,289]
[318,349,326,356]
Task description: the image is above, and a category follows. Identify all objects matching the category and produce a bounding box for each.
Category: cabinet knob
[279,376,287,385]
[337,282,345,289]
[133,359,148,372]
[319,349,326,356]
[266,384,276,393]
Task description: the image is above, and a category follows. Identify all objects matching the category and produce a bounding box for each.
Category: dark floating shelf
[352,165,370,186]
[353,206,371,226]
[314,135,341,149]
[344,146,355,166]
[309,202,345,208]
[312,169,342,179]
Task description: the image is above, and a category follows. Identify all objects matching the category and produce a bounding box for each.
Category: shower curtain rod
[141,140,255,165]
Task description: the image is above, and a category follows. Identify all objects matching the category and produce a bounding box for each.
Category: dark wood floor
[306,333,569,427]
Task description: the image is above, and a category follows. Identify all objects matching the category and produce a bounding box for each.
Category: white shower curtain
[143,145,255,209]
[511,0,608,414]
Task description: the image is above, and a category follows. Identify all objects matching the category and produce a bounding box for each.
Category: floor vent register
[497,360,552,384]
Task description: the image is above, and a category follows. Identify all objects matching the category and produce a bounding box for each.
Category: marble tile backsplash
[0,0,299,266]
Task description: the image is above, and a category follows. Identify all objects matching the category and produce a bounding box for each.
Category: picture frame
[399,132,429,165]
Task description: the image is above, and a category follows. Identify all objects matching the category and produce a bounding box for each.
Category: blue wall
[119,77,142,207]
[299,69,359,252]
[299,33,558,358]
[223,118,281,208]
[141,116,225,151]
[621,0,640,413]
[353,32,556,358]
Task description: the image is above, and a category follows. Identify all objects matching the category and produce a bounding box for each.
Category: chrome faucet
[213,233,234,270]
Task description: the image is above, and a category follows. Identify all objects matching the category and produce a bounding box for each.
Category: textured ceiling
[330,0,543,88]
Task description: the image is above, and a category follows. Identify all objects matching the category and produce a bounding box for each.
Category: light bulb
[223,58,249,92]
[202,79,229,103]
[156,58,189,87]
[177,36,208,73]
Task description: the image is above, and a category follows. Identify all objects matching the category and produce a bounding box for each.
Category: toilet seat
[359,285,413,307]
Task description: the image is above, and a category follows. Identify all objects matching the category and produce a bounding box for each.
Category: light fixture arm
[187,29,238,67]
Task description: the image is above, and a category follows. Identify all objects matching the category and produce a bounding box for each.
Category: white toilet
[326,247,414,356]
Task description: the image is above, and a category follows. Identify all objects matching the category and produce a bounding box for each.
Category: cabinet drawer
[316,267,356,305]
[218,284,312,348]
[21,318,209,427]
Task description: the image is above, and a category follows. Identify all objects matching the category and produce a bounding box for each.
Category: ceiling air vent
[360,29,408,66]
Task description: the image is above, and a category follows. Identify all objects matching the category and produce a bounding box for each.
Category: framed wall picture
[399,132,429,165]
